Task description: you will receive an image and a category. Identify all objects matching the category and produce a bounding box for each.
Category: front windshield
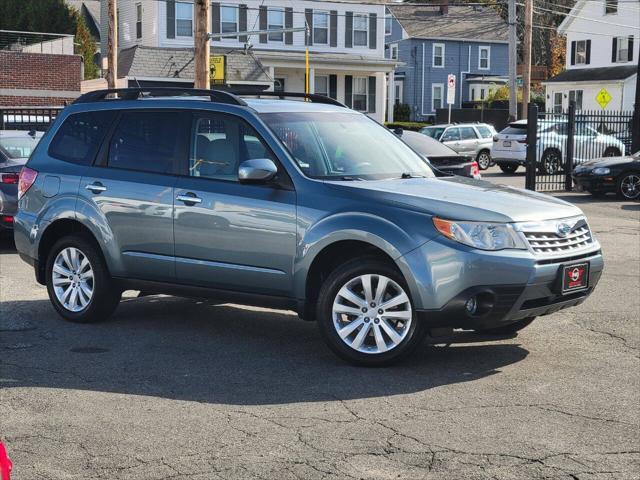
[420,127,445,139]
[0,136,40,160]
[261,112,434,180]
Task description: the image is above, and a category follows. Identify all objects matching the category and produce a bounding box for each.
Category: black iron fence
[0,107,62,131]
[525,103,634,192]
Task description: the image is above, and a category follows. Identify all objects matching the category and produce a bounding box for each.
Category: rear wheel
[476,317,536,335]
[476,150,491,170]
[541,149,562,175]
[617,172,640,200]
[316,258,425,366]
[46,235,121,323]
[498,163,518,174]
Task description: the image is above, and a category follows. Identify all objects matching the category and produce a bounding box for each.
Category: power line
[523,3,640,28]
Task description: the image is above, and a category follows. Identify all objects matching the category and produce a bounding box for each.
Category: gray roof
[118,46,270,83]
[389,5,509,42]
[254,49,398,67]
[544,65,637,83]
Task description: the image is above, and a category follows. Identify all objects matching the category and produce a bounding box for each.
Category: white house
[543,0,639,112]
[99,0,396,122]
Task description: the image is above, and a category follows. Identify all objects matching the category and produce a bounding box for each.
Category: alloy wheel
[52,247,94,312]
[477,152,491,170]
[332,274,412,354]
[620,174,640,200]
[543,151,561,175]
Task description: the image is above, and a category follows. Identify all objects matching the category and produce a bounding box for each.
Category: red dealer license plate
[561,262,590,294]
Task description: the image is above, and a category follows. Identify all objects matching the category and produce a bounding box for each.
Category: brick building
[0,41,82,107]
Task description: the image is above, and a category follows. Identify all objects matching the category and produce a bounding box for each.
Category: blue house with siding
[385,2,509,121]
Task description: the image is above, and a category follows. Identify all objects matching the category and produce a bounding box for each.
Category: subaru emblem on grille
[556,222,572,237]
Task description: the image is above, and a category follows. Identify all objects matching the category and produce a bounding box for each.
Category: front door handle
[85,182,107,193]
[176,193,202,205]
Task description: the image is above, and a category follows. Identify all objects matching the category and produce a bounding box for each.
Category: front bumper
[399,238,603,331]
[572,174,616,193]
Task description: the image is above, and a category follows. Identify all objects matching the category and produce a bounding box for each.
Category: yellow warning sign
[595,88,612,109]
[209,55,226,84]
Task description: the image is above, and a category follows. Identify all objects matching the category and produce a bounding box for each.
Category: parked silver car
[420,123,497,170]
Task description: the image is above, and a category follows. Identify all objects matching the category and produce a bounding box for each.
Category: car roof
[425,123,491,128]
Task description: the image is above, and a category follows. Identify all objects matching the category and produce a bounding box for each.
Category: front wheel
[617,172,640,200]
[316,258,425,366]
[476,150,491,170]
[498,163,518,174]
[476,317,536,335]
[46,235,121,323]
[541,149,562,175]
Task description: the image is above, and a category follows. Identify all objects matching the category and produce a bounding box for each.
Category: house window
[353,14,368,47]
[390,44,398,60]
[480,88,486,100]
[221,5,238,36]
[471,88,475,101]
[605,0,618,14]
[615,36,631,62]
[433,43,444,67]
[553,92,563,114]
[385,14,392,35]
[353,77,368,111]
[479,46,490,70]
[268,8,284,42]
[394,84,401,104]
[315,75,329,96]
[569,90,583,110]
[575,40,587,65]
[136,3,142,39]
[176,2,193,37]
[274,77,286,92]
[313,11,329,45]
[432,84,443,111]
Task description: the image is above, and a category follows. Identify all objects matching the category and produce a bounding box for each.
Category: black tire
[316,257,425,367]
[498,163,518,174]
[541,149,562,175]
[45,235,121,323]
[603,147,621,158]
[616,172,640,200]
[476,150,491,170]
[476,317,536,335]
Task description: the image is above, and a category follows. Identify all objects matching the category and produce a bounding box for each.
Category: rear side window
[476,125,493,138]
[48,110,115,164]
[459,127,477,140]
[107,111,188,174]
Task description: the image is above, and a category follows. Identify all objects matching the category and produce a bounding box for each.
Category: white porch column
[267,66,275,91]
[387,71,395,123]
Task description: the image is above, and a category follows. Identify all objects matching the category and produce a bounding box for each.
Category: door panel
[173,112,297,296]
[441,127,462,153]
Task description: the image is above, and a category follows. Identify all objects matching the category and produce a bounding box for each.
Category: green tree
[71,8,99,80]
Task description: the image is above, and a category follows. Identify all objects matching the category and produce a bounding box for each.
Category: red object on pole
[0,441,13,480]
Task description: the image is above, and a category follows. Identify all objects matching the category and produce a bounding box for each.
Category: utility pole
[106,0,117,89]
[194,0,210,89]
[508,0,517,120]
[521,0,533,119]
[631,56,640,153]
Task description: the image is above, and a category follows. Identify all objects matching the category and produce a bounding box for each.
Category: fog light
[465,296,478,315]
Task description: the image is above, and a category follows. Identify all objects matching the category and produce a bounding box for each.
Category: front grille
[521,218,595,255]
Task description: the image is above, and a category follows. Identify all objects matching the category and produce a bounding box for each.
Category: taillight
[1,216,13,225]
[18,167,38,200]
[470,161,480,177]
[0,173,19,184]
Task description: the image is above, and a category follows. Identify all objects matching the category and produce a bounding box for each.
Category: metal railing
[0,30,74,55]
[0,107,63,132]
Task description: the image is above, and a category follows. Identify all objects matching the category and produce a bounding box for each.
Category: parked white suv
[420,123,497,170]
[491,120,626,174]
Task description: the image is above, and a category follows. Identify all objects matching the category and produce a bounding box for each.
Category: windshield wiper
[339,175,366,181]
[398,172,427,179]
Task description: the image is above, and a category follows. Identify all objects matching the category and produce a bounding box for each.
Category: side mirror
[238,158,278,183]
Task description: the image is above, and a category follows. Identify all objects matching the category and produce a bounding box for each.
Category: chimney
[440,0,449,15]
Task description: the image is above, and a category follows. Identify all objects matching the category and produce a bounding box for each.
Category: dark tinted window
[500,124,527,135]
[107,111,187,174]
[459,127,477,140]
[49,110,115,164]
[400,131,458,157]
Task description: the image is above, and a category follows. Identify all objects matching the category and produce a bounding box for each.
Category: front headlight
[433,217,527,250]
[592,167,610,175]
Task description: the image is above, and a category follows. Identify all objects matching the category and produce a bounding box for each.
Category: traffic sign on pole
[447,74,456,105]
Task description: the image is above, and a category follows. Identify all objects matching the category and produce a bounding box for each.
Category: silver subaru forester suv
[421,123,497,170]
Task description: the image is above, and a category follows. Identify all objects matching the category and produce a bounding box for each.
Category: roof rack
[234,91,346,108]
[73,87,247,106]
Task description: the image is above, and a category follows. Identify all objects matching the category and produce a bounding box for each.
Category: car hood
[578,156,637,168]
[0,157,27,172]
[326,176,582,223]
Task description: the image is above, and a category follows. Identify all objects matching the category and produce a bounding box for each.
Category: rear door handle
[85,182,106,193]
[176,193,202,205]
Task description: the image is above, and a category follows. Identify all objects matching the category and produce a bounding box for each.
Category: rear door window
[441,128,460,142]
[48,110,116,164]
[107,111,189,174]
[459,127,477,140]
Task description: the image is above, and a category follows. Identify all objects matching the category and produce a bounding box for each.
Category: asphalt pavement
[1,167,638,479]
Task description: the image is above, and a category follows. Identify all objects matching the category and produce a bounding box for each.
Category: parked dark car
[393,129,480,179]
[0,130,43,232]
[573,151,640,200]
